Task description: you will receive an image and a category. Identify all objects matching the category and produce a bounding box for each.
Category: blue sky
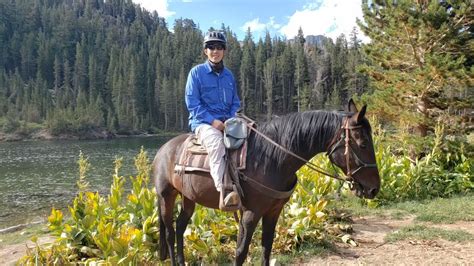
[131,0,367,42]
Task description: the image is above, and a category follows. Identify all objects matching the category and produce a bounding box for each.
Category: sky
[130,0,367,42]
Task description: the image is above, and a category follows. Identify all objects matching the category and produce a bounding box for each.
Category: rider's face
[204,43,225,63]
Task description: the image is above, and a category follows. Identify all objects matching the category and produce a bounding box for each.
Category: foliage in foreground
[372,121,473,205]
[19,121,473,263]
[19,149,342,264]
[20,149,159,264]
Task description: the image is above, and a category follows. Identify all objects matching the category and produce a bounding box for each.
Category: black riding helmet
[203,31,226,49]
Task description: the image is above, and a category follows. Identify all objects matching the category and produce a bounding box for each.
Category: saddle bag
[223,117,247,150]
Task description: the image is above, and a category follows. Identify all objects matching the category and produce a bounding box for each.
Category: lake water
[0,136,174,229]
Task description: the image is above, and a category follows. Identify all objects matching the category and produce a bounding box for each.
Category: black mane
[248,110,344,173]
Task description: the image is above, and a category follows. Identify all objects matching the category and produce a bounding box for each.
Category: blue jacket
[185,61,241,132]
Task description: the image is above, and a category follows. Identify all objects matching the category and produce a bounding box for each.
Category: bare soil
[297,216,474,265]
[0,236,54,265]
[1,216,473,265]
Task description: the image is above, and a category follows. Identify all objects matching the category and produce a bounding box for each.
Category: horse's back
[153,134,190,193]
[152,133,221,209]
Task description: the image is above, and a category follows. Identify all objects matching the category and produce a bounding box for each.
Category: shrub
[19,147,159,264]
[372,121,473,204]
[19,151,338,264]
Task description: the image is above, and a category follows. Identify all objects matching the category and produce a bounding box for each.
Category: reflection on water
[0,136,173,228]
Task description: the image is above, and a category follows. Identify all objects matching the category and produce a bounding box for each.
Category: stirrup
[219,187,241,212]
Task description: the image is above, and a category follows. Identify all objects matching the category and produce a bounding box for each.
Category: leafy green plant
[21,148,341,264]
[19,119,473,263]
[371,120,473,204]
[20,147,160,264]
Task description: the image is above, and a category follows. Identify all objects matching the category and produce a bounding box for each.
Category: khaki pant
[195,124,225,192]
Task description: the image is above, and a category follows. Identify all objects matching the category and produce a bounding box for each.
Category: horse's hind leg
[176,196,196,265]
[158,189,178,264]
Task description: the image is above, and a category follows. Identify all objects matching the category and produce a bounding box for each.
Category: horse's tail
[158,199,168,261]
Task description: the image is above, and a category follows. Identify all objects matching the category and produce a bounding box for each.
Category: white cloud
[268,17,282,30]
[280,0,368,41]
[131,0,175,18]
[240,17,282,38]
[241,18,266,33]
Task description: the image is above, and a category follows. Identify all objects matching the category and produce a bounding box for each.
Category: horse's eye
[353,131,361,139]
[360,142,367,149]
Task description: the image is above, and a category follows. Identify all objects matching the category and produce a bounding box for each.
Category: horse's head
[327,99,380,199]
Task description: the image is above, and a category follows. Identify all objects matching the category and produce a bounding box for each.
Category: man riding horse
[184,31,240,210]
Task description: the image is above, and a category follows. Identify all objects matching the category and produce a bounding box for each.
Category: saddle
[174,134,247,176]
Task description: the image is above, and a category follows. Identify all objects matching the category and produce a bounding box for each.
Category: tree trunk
[416,97,429,137]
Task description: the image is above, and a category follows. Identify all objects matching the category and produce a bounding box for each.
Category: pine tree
[277,42,295,113]
[255,40,266,115]
[53,55,62,107]
[223,27,242,85]
[239,29,256,115]
[331,34,349,107]
[294,27,310,111]
[346,27,368,97]
[73,39,88,104]
[358,0,473,137]
[263,57,276,120]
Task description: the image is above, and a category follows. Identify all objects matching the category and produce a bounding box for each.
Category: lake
[0,135,174,229]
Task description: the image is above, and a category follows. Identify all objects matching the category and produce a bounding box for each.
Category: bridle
[326,117,378,186]
[240,113,377,186]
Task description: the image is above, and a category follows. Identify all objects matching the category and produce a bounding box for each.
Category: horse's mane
[248,110,344,173]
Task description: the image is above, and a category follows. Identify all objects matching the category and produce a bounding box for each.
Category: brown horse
[152,99,380,265]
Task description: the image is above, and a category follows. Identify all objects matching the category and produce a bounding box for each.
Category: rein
[235,113,377,199]
[246,123,347,182]
[239,113,351,181]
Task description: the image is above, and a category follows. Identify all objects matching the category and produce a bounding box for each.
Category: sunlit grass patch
[330,193,474,223]
[0,223,48,246]
[385,225,474,243]
[391,194,474,223]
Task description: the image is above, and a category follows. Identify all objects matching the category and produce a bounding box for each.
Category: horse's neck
[246,111,342,191]
[282,112,342,173]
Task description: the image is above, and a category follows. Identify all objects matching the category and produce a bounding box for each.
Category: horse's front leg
[176,197,196,266]
[261,205,284,266]
[235,210,261,265]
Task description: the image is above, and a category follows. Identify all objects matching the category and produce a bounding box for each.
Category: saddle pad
[174,134,247,175]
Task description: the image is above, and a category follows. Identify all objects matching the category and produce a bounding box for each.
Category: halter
[326,118,378,186]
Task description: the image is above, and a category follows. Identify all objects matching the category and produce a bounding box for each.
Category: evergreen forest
[0,0,472,152]
[0,0,373,137]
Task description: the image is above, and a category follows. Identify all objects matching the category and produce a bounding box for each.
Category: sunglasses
[206,44,225,51]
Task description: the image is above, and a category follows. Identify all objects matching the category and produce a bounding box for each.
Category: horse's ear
[354,105,367,124]
[347,98,358,113]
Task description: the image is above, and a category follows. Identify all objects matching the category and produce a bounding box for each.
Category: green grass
[393,194,474,223]
[0,223,49,247]
[385,225,474,243]
[330,193,474,223]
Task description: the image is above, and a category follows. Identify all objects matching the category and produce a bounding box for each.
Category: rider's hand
[211,119,225,131]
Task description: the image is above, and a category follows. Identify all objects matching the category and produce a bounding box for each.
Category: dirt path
[0,236,54,265]
[1,216,473,265]
[298,216,474,265]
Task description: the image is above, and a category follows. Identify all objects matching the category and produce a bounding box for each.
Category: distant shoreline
[0,129,183,142]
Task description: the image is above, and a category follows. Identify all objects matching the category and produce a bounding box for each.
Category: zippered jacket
[185,61,241,132]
